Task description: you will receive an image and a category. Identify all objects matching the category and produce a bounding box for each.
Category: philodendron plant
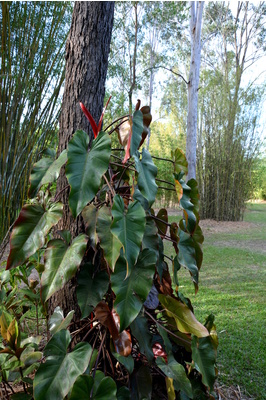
[3,99,218,400]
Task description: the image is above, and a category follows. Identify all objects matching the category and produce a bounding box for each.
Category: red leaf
[80,102,98,139]
[152,342,168,363]
[94,302,132,356]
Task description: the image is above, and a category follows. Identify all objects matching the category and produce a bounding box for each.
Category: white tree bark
[186,1,204,180]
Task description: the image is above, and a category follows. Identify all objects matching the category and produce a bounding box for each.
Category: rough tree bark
[48,1,114,322]
[186,1,204,180]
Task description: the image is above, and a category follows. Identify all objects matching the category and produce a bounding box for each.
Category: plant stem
[156,178,175,187]
[104,114,130,133]
[150,214,171,227]
[151,155,174,164]
[54,184,70,202]
[144,310,191,346]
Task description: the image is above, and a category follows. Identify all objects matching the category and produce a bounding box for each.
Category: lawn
[166,203,266,399]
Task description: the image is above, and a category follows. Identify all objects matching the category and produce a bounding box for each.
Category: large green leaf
[172,148,188,175]
[33,330,92,400]
[159,295,209,338]
[29,150,67,198]
[69,375,94,399]
[179,178,197,234]
[28,156,54,198]
[142,217,159,259]
[66,130,111,218]
[49,306,74,336]
[111,250,156,331]
[156,355,193,398]
[96,205,122,270]
[134,149,158,207]
[131,313,154,362]
[6,203,63,270]
[177,229,199,288]
[112,352,134,374]
[111,195,146,275]
[77,262,109,319]
[41,234,87,301]
[69,372,117,400]
[130,110,144,156]
[82,204,98,250]
[117,386,131,400]
[192,336,216,391]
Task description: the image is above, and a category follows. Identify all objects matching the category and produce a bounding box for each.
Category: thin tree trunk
[186,1,204,180]
[48,1,114,322]
[128,2,138,114]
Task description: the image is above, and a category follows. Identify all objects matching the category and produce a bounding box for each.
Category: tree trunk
[186,1,204,180]
[48,1,114,323]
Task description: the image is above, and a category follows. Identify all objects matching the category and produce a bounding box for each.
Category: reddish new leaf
[80,102,98,139]
[152,343,168,363]
[94,302,132,357]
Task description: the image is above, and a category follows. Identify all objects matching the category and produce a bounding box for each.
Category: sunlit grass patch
[165,203,266,399]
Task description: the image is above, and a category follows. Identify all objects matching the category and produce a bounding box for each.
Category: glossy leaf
[130,110,144,156]
[142,217,159,259]
[111,195,146,275]
[93,372,117,400]
[159,295,209,337]
[69,372,117,400]
[177,229,199,288]
[39,150,67,194]
[117,386,131,400]
[69,375,94,400]
[112,352,134,374]
[66,130,111,218]
[134,149,158,207]
[28,156,54,198]
[156,355,193,398]
[178,178,197,234]
[33,330,93,400]
[131,313,154,362]
[172,148,188,175]
[96,206,122,270]
[187,178,200,213]
[77,263,109,319]
[82,204,98,250]
[191,336,216,391]
[41,234,87,301]
[6,203,63,270]
[49,306,74,336]
[155,208,168,238]
[111,249,156,331]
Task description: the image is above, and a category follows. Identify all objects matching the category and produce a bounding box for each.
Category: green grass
[166,203,266,399]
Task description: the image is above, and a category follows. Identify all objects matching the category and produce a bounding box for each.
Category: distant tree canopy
[106,1,266,220]
[0,1,72,240]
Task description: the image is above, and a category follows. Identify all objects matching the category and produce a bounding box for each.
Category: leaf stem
[104,114,130,133]
[151,155,174,164]
[150,214,171,227]
[92,330,107,383]
[155,178,175,187]
[54,184,70,202]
